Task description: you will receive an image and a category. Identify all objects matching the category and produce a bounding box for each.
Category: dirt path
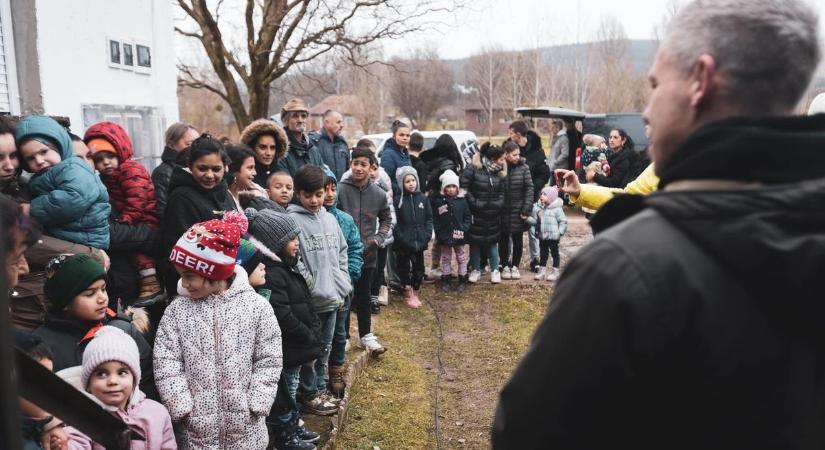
[338,207,593,449]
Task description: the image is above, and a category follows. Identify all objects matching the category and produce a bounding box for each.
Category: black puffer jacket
[593,147,637,188]
[494,115,825,449]
[502,157,534,233]
[263,258,322,368]
[34,311,157,399]
[107,220,158,306]
[460,154,506,244]
[151,146,180,219]
[420,135,463,194]
[430,194,471,246]
[158,167,234,295]
[515,130,550,201]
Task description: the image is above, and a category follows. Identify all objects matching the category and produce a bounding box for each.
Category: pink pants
[439,244,468,276]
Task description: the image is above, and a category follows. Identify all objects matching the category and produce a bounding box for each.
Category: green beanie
[44,254,107,311]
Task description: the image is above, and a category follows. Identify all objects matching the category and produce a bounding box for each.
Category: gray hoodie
[337,178,393,269]
[287,204,352,313]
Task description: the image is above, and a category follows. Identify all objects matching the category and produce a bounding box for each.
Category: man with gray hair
[493,0,825,448]
[310,109,350,181]
[277,98,324,177]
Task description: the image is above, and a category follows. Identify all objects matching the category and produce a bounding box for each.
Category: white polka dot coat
[153,266,283,449]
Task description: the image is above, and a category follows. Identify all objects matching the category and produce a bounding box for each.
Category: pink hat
[541,186,559,205]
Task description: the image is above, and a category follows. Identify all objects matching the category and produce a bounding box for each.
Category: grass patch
[337,301,437,449]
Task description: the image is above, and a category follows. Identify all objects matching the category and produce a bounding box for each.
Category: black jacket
[151,146,180,219]
[277,132,324,177]
[593,146,637,188]
[420,135,463,194]
[493,115,825,450]
[460,154,506,244]
[430,194,471,246]
[34,311,157,400]
[514,130,550,201]
[502,158,534,233]
[392,191,433,253]
[107,220,159,306]
[158,167,234,295]
[263,258,322,368]
[409,154,429,193]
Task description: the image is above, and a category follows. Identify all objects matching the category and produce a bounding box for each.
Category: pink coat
[66,390,177,449]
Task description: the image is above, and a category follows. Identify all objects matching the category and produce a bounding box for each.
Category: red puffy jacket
[84,122,158,226]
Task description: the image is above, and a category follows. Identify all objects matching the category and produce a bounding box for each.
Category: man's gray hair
[662,0,821,114]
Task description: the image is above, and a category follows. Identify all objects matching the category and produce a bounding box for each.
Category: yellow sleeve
[570,164,659,210]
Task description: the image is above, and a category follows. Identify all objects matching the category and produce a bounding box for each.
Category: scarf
[482,156,503,174]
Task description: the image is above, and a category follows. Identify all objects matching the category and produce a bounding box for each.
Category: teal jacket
[19,116,111,249]
[323,167,363,284]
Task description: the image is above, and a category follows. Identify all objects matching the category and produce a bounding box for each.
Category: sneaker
[270,424,316,450]
[358,333,387,355]
[530,259,540,273]
[547,267,560,281]
[377,285,389,305]
[468,270,481,283]
[491,270,502,284]
[317,389,341,406]
[370,297,380,315]
[345,339,351,352]
[511,267,521,280]
[501,266,512,280]
[534,267,547,281]
[293,416,321,443]
[300,392,339,416]
[430,267,442,279]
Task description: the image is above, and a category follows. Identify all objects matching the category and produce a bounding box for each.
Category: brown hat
[281,98,309,115]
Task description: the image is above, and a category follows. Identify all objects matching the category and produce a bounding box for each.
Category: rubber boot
[328,365,346,397]
[409,288,422,308]
[440,275,452,293]
[456,274,468,293]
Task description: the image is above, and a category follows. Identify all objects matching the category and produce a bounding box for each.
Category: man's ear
[689,54,718,109]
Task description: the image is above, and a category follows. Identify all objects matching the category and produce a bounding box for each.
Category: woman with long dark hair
[586,128,637,188]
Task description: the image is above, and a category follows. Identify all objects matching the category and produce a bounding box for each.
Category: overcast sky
[382,0,825,60]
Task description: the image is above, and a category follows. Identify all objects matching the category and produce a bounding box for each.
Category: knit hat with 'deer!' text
[81,326,141,390]
[169,211,248,281]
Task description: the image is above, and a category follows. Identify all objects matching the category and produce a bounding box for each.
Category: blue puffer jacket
[380,137,411,194]
[323,167,364,284]
[19,116,111,249]
[528,198,568,241]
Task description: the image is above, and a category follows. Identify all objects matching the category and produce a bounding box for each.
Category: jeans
[371,247,388,297]
[499,232,524,269]
[330,296,351,366]
[387,244,400,289]
[268,366,301,426]
[353,267,375,337]
[439,244,468,276]
[469,243,499,273]
[299,310,337,396]
[528,230,539,263]
[395,249,425,290]
[539,239,561,268]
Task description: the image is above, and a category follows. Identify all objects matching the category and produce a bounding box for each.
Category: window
[109,39,121,65]
[122,43,134,68]
[136,45,151,68]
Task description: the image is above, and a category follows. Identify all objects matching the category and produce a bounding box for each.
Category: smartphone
[555,171,565,188]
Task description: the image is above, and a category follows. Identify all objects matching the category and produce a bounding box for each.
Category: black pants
[352,267,375,337]
[539,239,560,268]
[395,249,425,290]
[498,231,524,269]
[370,247,388,296]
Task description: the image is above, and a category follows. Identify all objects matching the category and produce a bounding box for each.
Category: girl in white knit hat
[65,326,177,449]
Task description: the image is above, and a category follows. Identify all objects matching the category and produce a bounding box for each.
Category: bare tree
[175,0,462,131]
[465,46,507,138]
[388,48,454,128]
[653,0,684,46]
[586,15,647,112]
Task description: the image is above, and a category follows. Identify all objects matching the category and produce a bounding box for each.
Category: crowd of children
[4,111,572,449]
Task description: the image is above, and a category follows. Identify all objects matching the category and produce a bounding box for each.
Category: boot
[456,274,468,293]
[328,365,346,397]
[440,275,452,293]
[137,274,163,301]
[409,288,422,308]
[270,421,316,450]
[403,285,414,307]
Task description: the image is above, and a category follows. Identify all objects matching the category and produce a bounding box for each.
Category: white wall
[35,0,178,138]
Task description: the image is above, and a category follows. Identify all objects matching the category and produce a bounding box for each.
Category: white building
[2,0,179,169]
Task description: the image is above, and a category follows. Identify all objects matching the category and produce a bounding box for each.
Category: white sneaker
[377,285,389,305]
[468,270,481,283]
[491,270,502,284]
[511,267,521,280]
[430,267,442,278]
[358,333,386,355]
[547,268,560,281]
[345,339,351,352]
[534,267,547,281]
[501,266,512,280]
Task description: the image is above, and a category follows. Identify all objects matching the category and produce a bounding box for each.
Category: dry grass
[337,283,552,449]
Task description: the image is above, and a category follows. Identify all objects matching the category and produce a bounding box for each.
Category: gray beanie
[244,208,300,259]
